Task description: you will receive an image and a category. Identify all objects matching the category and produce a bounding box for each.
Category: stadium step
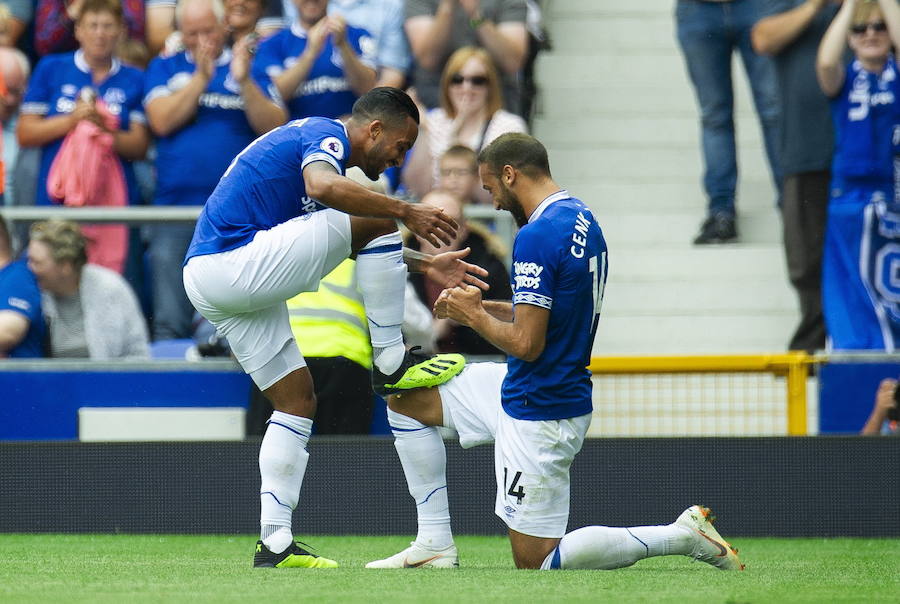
[531,115,765,148]
[536,0,798,355]
[599,209,782,246]
[548,143,776,186]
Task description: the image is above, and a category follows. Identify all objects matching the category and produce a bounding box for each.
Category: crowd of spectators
[0,0,540,366]
[4,0,900,435]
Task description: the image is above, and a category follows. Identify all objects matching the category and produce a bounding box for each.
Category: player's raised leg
[365,388,458,569]
[350,217,465,393]
[351,218,407,376]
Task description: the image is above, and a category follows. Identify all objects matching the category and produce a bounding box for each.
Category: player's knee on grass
[387,388,444,427]
[508,530,559,570]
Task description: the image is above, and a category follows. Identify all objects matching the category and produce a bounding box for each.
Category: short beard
[509,201,528,228]
[498,183,528,227]
[362,164,381,180]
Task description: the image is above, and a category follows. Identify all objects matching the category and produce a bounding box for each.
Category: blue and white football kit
[185,113,419,564]
[438,191,608,537]
[183,117,356,389]
[373,186,743,571]
[822,57,900,350]
[254,21,376,120]
[20,50,146,206]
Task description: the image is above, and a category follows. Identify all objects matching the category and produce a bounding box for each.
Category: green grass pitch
[1,534,898,603]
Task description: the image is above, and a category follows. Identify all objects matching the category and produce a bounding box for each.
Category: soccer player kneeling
[366,133,743,572]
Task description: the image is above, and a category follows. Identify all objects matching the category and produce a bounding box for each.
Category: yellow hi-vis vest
[287,259,372,369]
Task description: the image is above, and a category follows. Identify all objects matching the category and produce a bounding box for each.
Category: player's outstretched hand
[427,247,490,291]
[433,285,483,326]
[402,202,458,247]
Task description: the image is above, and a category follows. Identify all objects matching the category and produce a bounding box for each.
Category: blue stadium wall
[2,437,897,537]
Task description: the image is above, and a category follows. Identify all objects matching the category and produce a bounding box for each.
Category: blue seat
[150,338,194,360]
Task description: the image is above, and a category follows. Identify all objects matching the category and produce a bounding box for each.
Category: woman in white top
[402,46,527,203]
[27,219,150,359]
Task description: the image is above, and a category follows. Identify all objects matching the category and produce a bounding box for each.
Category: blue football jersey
[502,191,608,421]
[185,117,350,261]
[830,56,898,189]
[20,50,146,206]
[0,260,45,358]
[144,48,283,206]
[253,21,376,120]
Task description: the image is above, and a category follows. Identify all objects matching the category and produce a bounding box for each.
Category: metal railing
[0,204,517,263]
[588,353,815,436]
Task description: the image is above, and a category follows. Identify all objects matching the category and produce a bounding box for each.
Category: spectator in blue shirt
[17,0,150,209]
[254,0,376,120]
[0,215,45,358]
[143,0,286,341]
[817,0,900,350]
[329,0,411,88]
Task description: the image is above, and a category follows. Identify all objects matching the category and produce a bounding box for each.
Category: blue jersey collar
[529,190,569,223]
[291,20,309,37]
[74,49,121,77]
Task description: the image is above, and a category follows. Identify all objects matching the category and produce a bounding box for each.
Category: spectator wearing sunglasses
[401,46,526,203]
[816,0,900,350]
[404,0,528,114]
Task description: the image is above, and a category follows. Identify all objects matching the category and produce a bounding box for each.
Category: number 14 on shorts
[503,467,526,505]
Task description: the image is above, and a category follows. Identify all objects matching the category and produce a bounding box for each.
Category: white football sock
[262,527,293,555]
[373,342,406,375]
[357,232,406,373]
[387,409,454,550]
[259,411,313,554]
[540,524,693,570]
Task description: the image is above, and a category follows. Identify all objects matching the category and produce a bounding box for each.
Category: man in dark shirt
[753,0,840,351]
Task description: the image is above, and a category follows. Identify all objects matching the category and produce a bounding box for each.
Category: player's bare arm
[303,162,458,245]
[404,247,489,291]
[482,300,513,321]
[435,285,549,362]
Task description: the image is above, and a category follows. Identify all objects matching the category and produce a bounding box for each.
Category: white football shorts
[438,362,591,538]
[183,209,352,389]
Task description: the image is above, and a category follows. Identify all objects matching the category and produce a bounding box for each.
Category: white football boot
[674,505,745,571]
[365,541,459,569]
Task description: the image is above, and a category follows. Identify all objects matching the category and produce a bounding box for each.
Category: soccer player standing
[183,87,485,568]
[367,133,744,571]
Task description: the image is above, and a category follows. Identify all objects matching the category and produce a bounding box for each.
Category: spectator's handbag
[47,99,128,274]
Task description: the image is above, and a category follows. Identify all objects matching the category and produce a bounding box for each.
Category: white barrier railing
[0,204,517,263]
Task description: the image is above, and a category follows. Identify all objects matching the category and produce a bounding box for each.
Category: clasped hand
[433,284,483,326]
